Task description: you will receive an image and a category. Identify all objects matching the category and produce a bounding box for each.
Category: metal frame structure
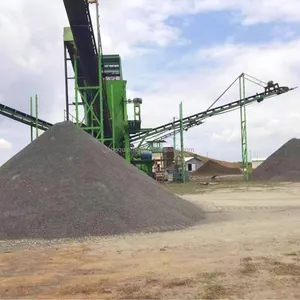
[130,75,293,146]
[73,54,106,142]
[1,73,293,178]
[0,0,297,182]
[62,0,112,144]
[131,75,295,180]
[179,102,185,183]
[0,103,52,131]
[30,95,39,142]
[239,74,249,180]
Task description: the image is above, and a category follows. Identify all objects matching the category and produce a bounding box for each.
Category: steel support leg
[180,102,185,183]
[239,74,249,180]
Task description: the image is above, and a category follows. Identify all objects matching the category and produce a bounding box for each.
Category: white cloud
[0,138,12,149]
[136,37,300,161]
[92,0,300,57]
[212,129,240,143]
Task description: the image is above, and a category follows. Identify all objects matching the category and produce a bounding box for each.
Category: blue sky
[0,0,300,165]
[123,10,300,78]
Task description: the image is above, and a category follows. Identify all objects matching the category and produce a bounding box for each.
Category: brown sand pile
[192,159,242,176]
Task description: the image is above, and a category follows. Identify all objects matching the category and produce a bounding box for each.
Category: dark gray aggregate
[0,121,204,240]
[251,138,300,181]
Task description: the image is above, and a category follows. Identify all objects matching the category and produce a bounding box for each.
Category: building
[252,158,265,169]
[185,157,203,172]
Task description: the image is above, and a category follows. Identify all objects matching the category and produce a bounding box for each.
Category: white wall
[252,160,264,169]
[185,158,203,171]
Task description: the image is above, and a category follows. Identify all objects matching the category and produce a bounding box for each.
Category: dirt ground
[1,182,300,299]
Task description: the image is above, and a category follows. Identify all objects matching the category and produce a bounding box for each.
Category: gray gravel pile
[251,138,300,181]
[0,121,204,240]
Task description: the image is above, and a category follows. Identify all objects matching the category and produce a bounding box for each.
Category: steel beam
[0,103,52,131]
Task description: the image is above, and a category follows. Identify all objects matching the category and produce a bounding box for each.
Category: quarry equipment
[0,0,296,180]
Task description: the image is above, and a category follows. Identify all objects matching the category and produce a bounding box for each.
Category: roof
[175,150,241,169]
[184,157,200,163]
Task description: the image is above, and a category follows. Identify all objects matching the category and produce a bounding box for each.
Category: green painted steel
[179,102,185,183]
[132,159,153,175]
[73,50,106,142]
[74,56,79,126]
[105,80,130,153]
[28,95,39,141]
[103,54,122,79]
[98,54,104,143]
[239,74,249,180]
[123,98,131,162]
[62,2,295,176]
[35,95,39,139]
[132,83,292,147]
[173,117,176,150]
[72,52,132,161]
[64,24,132,161]
[1,1,297,181]
[63,27,73,42]
[0,103,52,131]
[110,84,116,149]
[30,97,33,142]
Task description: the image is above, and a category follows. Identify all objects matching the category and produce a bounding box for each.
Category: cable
[244,73,267,86]
[206,74,241,111]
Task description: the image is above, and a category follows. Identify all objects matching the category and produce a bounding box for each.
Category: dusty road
[1,182,300,299]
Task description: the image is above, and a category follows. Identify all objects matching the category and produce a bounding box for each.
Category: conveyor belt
[0,103,53,131]
[130,85,293,143]
[63,0,98,85]
[62,0,112,138]
[0,84,294,146]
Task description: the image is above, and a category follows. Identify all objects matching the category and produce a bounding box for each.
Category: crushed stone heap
[251,138,300,181]
[192,159,241,176]
[0,121,204,240]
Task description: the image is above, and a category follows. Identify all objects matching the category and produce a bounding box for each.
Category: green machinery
[0,0,296,181]
[63,26,141,163]
[61,0,155,175]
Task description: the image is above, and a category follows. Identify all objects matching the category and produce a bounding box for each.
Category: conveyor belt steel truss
[0,82,294,144]
[62,0,112,139]
[0,103,52,131]
[130,83,294,145]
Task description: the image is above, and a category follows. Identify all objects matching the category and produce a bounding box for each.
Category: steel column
[30,97,33,142]
[74,55,79,127]
[173,117,176,150]
[239,73,249,180]
[64,44,70,121]
[180,102,185,183]
[35,95,39,138]
[111,84,115,149]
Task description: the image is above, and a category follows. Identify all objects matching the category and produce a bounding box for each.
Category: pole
[95,0,104,143]
[111,84,115,150]
[180,102,185,183]
[239,73,249,180]
[74,55,79,127]
[30,97,33,142]
[87,0,104,141]
[35,94,38,138]
[64,44,69,121]
[173,117,176,150]
[124,98,130,161]
[96,1,101,54]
